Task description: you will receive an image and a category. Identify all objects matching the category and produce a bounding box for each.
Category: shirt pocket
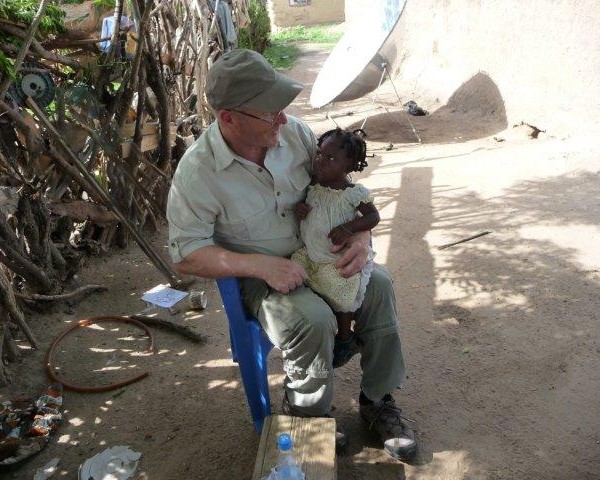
[288,166,311,203]
[219,194,267,240]
[278,167,310,235]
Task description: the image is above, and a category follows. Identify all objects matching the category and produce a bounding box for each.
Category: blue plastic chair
[216,277,274,432]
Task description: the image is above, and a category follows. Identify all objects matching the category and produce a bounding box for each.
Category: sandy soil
[4,45,600,480]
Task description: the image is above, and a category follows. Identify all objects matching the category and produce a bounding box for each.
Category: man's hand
[331,230,370,278]
[328,225,352,247]
[295,202,312,220]
[257,256,308,294]
[173,247,308,294]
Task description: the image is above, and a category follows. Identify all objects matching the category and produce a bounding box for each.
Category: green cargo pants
[240,264,406,416]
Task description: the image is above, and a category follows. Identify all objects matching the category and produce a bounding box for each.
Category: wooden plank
[253,415,336,480]
[120,122,159,137]
[121,122,177,138]
[47,200,118,224]
[140,133,159,152]
[121,124,177,158]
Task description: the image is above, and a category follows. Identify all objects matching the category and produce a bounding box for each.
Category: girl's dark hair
[317,128,368,172]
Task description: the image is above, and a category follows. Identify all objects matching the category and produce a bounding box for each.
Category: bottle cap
[277,433,293,451]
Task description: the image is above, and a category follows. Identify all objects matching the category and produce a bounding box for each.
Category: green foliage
[237,0,271,54]
[263,23,343,70]
[0,0,66,36]
[58,0,115,6]
[92,0,116,9]
[271,24,343,45]
[263,43,298,70]
[0,51,15,81]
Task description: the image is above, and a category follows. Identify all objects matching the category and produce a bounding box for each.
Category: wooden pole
[27,97,181,286]
[106,0,125,63]
[0,269,38,349]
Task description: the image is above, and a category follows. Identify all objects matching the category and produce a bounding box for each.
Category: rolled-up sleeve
[166,165,218,264]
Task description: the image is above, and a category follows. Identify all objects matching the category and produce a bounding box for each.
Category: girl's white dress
[291,183,375,312]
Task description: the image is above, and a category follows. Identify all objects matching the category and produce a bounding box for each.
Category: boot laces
[366,398,415,430]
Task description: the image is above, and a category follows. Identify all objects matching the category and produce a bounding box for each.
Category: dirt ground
[4,44,600,480]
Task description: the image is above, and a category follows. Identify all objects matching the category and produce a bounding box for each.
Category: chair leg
[229,328,238,363]
[235,323,272,432]
[254,330,272,430]
[237,353,271,431]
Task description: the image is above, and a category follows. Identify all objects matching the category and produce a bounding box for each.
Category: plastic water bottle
[268,433,305,480]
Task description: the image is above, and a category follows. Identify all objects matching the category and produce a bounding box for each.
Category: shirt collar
[209,121,287,172]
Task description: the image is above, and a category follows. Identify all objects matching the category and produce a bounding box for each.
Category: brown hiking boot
[359,394,417,461]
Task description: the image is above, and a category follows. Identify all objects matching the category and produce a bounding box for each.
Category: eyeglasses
[230,109,283,126]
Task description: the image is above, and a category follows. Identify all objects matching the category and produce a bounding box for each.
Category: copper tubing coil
[46,315,155,393]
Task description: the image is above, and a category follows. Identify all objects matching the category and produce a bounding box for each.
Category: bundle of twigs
[0,0,250,384]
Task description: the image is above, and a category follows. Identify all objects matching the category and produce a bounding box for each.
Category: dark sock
[359,391,373,405]
[336,330,355,343]
[360,391,394,405]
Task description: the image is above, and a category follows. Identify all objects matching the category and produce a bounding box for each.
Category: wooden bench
[253,415,336,480]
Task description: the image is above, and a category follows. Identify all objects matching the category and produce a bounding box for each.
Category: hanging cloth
[209,0,237,51]
[99,15,137,58]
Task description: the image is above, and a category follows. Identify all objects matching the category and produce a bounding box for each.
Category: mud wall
[347,0,600,134]
[62,0,112,34]
[268,0,344,29]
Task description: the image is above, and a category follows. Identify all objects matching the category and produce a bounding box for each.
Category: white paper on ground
[33,457,60,480]
[141,284,188,308]
[79,446,141,480]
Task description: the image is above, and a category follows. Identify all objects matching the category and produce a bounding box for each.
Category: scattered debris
[384,143,394,151]
[79,446,141,480]
[141,284,188,309]
[513,121,546,139]
[325,110,355,120]
[404,100,429,116]
[188,290,208,310]
[437,231,492,250]
[131,314,204,343]
[0,385,63,466]
[33,457,60,480]
[493,136,505,142]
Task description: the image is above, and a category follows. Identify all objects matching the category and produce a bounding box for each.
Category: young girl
[292,128,380,368]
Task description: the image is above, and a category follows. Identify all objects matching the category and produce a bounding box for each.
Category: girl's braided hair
[317,128,368,172]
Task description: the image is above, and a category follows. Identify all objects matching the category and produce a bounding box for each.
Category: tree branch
[0,20,83,70]
[15,284,107,303]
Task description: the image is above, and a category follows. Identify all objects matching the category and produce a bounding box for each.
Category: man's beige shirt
[167,115,316,263]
